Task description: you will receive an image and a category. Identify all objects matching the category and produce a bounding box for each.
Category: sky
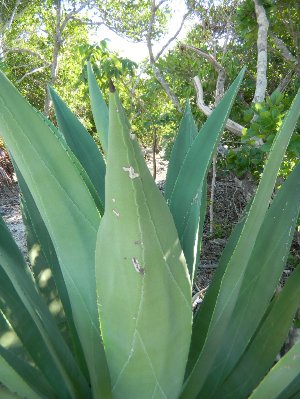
[89,0,192,63]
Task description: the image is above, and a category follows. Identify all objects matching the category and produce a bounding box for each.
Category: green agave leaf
[0,290,24,359]
[87,62,109,156]
[96,87,192,399]
[181,87,300,399]
[49,86,106,209]
[243,266,300,399]
[18,168,89,380]
[0,351,42,399]
[36,109,104,215]
[185,199,252,379]
[165,69,245,281]
[0,345,55,399]
[200,161,300,397]
[0,216,90,398]
[0,387,23,399]
[0,71,111,398]
[165,100,198,199]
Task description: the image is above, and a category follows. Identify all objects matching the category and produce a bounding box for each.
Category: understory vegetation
[0,1,300,398]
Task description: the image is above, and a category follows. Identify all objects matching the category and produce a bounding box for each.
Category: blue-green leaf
[165,69,245,281]
[96,88,192,399]
[50,86,105,210]
[87,62,109,156]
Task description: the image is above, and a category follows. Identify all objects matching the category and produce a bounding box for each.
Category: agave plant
[0,64,299,399]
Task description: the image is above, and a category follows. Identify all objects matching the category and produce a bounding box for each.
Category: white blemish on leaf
[112,198,116,203]
[130,132,136,140]
[134,240,143,246]
[123,166,139,179]
[132,257,145,275]
[113,209,120,217]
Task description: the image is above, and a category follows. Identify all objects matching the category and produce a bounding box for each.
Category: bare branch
[71,17,104,27]
[154,0,168,11]
[154,11,189,61]
[193,76,244,136]
[44,0,62,116]
[274,68,296,93]
[16,65,48,83]
[1,0,30,34]
[270,32,297,63]
[60,0,90,32]
[146,0,182,111]
[5,0,21,31]
[253,0,269,103]
[180,43,226,104]
[4,47,51,65]
[147,1,156,64]
[180,43,225,74]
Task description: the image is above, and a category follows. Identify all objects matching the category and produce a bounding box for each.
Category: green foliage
[226,91,300,179]
[78,40,138,87]
[0,68,299,399]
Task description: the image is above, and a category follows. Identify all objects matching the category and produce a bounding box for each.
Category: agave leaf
[165,100,198,199]
[96,87,192,399]
[165,68,245,281]
[0,355,40,399]
[0,345,55,399]
[185,198,252,379]
[243,267,300,399]
[0,388,23,399]
[87,62,109,155]
[0,216,90,398]
[198,161,300,397]
[17,168,89,379]
[181,88,300,399]
[49,86,106,209]
[37,109,104,215]
[0,71,111,397]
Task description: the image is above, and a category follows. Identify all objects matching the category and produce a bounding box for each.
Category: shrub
[0,65,299,398]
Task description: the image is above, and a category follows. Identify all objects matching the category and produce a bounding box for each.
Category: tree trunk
[44,0,62,116]
[253,0,269,103]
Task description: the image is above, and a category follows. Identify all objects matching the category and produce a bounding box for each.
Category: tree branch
[4,47,51,65]
[1,0,30,34]
[154,11,190,61]
[180,43,225,73]
[274,68,296,93]
[16,65,48,83]
[60,0,90,32]
[146,0,182,111]
[154,0,168,11]
[5,0,21,31]
[193,76,244,136]
[270,32,297,63]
